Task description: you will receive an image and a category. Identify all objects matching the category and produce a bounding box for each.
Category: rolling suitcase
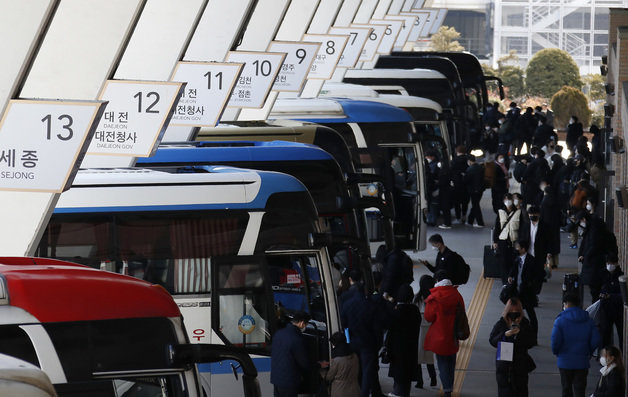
[562,273,584,307]
[483,245,501,279]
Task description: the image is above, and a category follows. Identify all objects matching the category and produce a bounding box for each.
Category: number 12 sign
[0,99,106,192]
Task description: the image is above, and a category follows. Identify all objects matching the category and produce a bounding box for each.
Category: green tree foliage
[429,26,465,52]
[582,74,606,102]
[550,86,591,128]
[499,65,525,98]
[526,49,583,98]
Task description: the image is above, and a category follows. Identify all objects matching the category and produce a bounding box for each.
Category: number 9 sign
[268,41,321,92]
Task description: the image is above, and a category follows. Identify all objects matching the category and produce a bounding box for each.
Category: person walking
[322,332,361,397]
[489,297,536,397]
[271,311,313,397]
[566,116,584,155]
[413,275,438,390]
[451,145,470,225]
[493,193,520,285]
[599,254,624,349]
[592,346,625,397]
[464,155,485,228]
[551,292,601,397]
[419,234,462,283]
[424,270,466,397]
[578,213,608,303]
[507,241,542,345]
[518,206,551,297]
[387,284,421,397]
[492,153,510,214]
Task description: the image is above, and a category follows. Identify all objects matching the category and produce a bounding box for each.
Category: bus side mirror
[168,344,261,397]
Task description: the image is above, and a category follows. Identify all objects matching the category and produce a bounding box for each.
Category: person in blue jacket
[271,311,312,397]
[551,291,601,397]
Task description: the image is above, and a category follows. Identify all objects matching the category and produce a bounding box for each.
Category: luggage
[562,273,584,307]
[483,245,501,279]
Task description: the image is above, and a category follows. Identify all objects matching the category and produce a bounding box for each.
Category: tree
[582,74,606,102]
[550,86,591,128]
[526,48,582,98]
[429,26,465,52]
[499,65,525,98]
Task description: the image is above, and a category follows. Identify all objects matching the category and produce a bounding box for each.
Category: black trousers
[273,385,298,397]
[468,192,484,226]
[453,191,469,220]
[559,368,588,397]
[496,368,529,397]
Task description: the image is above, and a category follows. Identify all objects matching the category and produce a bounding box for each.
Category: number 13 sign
[0,99,106,192]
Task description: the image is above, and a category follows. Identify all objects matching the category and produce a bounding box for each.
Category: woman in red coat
[424,270,465,397]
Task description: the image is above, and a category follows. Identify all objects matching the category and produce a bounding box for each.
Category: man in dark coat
[271,311,312,397]
[381,247,414,302]
[533,115,554,148]
[463,155,485,227]
[420,234,465,283]
[508,240,542,344]
[540,184,561,268]
[522,148,549,206]
[518,206,551,296]
[451,146,469,224]
[566,116,584,154]
[599,254,624,349]
[578,213,608,302]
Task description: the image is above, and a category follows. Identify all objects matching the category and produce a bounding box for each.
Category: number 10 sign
[0,99,106,192]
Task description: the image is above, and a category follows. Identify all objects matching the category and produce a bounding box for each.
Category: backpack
[450,251,470,285]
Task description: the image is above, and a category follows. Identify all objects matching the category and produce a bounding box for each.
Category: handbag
[499,283,517,304]
[454,303,470,341]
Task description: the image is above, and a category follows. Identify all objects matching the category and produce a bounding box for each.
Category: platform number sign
[328,27,372,68]
[0,100,106,192]
[225,51,287,108]
[268,41,321,92]
[88,80,184,157]
[350,23,387,61]
[384,15,418,49]
[402,11,430,42]
[369,19,403,55]
[170,62,243,127]
[302,34,349,80]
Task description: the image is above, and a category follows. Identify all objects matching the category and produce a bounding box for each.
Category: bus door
[211,250,337,396]
[376,144,422,251]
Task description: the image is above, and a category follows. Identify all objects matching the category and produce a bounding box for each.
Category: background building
[494,0,626,74]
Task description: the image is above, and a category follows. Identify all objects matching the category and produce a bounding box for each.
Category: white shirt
[517,254,527,289]
[529,222,538,257]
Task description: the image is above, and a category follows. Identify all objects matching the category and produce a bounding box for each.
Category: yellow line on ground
[452,270,494,396]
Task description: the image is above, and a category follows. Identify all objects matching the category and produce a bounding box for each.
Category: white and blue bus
[35,166,340,397]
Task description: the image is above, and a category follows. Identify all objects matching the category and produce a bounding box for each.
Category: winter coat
[271,323,311,388]
[417,301,434,364]
[578,217,609,285]
[464,163,485,194]
[424,285,465,356]
[508,254,544,307]
[489,317,536,376]
[593,366,625,397]
[381,248,414,301]
[452,155,469,195]
[387,303,421,381]
[323,352,361,397]
[533,124,554,147]
[540,188,561,254]
[551,307,601,369]
[566,122,584,150]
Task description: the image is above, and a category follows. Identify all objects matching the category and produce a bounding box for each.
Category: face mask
[579,221,587,228]
[600,356,608,367]
[607,264,617,272]
[513,199,520,207]
[539,184,547,191]
[569,119,574,125]
[437,162,442,168]
[504,200,512,207]
[432,245,438,251]
[586,204,593,212]
[529,215,539,222]
[498,119,504,125]
[497,157,505,164]
[485,125,491,131]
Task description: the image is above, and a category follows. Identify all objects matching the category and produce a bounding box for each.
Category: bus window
[215,259,271,351]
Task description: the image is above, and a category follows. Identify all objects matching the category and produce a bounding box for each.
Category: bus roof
[270,98,413,123]
[0,257,180,323]
[56,167,311,213]
[343,68,447,80]
[137,141,335,165]
[375,55,463,86]
[318,83,443,113]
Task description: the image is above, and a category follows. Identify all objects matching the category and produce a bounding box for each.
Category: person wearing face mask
[463,155,485,228]
[519,206,551,298]
[271,311,313,397]
[451,146,470,225]
[493,193,520,284]
[551,292,601,397]
[513,107,535,156]
[491,154,510,214]
[540,181,562,269]
[321,331,361,397]
[566,115,584,155]
[507,240,541,345]
[533,115,554,148]
[489,297,536,397]
[592,346,625,397]
[599,254,624,350]
[523,147,550,207]
[578,212,608,303]
[419,234,468,285]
